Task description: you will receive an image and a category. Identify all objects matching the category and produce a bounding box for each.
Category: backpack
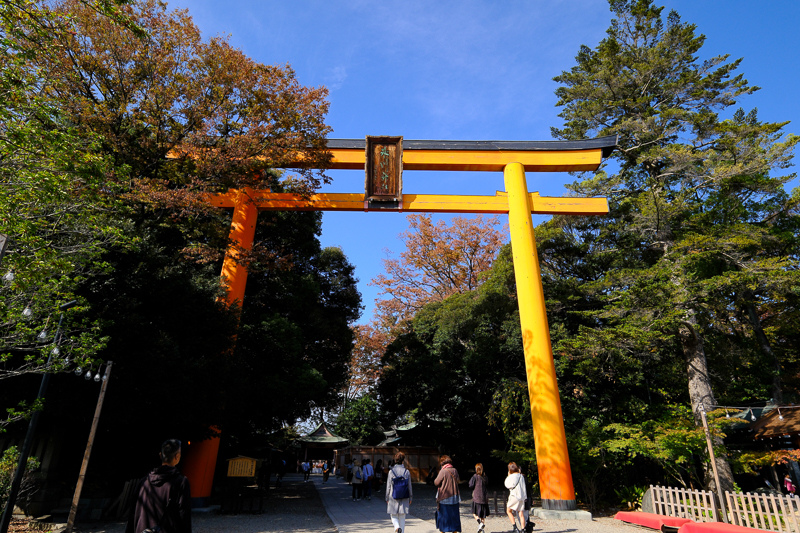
[355,468,362,480]
[525,519,535,533]
[392,469,410,500]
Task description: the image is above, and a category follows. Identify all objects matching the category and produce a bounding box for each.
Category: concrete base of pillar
[533,508,593,520]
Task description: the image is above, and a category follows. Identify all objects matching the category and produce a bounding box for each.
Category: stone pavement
[311,474,633,533]
[313,474,437,533]
[66,473,636,533]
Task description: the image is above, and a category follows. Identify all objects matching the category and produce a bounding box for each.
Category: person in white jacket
[385,452,413,533]
[504,462,529,533]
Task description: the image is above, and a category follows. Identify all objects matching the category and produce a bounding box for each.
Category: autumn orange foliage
[27,0,332,211]
[370,214,505,327]
[343,324,390,403]
[7,0,336,275]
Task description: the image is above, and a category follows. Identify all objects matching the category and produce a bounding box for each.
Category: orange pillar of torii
[186,135,615,511]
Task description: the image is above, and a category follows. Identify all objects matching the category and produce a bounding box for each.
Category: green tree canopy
[545,0,799,492]
[1,0,362,493]
[0,0,134,411]
[378,245,522,460]
[334,395,384,446]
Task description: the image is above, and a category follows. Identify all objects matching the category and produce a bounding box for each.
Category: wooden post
[66,363,113,533]
[699,406,728,522]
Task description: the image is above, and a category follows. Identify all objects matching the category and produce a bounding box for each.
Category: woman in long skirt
[434,454,461,533]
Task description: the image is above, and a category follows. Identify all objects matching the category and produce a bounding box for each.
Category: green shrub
[0,447,41,513]
[615,485,647,510]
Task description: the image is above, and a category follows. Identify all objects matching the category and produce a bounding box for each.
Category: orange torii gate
[183,135,616,512]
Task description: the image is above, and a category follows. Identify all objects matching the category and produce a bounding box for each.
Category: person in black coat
[127,439,192,533]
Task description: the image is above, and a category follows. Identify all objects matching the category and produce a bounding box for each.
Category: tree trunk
[680,309,735,494]
[742,290,782,403]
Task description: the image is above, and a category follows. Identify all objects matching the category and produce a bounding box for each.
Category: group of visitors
[300,460,330,482]
[348,457,384,500]
[125,440,534,533]
[382,453,535,533]
[346,458,388,493]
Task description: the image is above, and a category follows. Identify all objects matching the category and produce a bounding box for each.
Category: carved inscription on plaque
[365,136,403,201]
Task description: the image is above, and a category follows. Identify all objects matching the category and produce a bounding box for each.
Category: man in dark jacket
[127,439,191,533]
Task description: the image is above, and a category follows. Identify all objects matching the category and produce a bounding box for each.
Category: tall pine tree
[547,0,799,491]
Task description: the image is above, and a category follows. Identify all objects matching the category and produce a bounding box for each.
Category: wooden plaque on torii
[365,135,403,204]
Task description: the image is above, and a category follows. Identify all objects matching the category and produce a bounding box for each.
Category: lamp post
[0,300,77,533]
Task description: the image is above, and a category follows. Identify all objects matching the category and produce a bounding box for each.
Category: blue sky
[169,0,800,323]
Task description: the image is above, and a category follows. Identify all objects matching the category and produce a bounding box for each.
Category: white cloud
[325,66,348,91]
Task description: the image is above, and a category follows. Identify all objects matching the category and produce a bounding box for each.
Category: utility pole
[66,363,113,533]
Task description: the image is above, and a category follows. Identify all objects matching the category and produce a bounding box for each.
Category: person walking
[386,452,413,533]
[362,458,375,500]
[504,462,532,533]
[786,474,796,497]
[468,463,489,531]
[375,459,384,492]
[302,460,311,481]
[126,439,192,533]
[276,458,286,487]
[352,459,364,501]
[323,460,330,483]
[434,454,462,533]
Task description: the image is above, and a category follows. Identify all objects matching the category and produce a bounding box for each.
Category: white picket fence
[651,485,719,522]
[726,490,800,533]
[650,485,800,533]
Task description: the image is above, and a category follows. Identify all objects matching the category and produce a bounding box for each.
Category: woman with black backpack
[386,452,413,533]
